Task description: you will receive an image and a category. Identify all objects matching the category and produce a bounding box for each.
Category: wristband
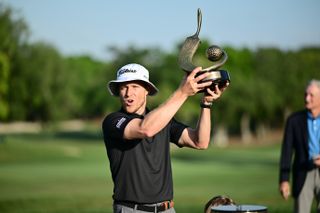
[200,102,212,109]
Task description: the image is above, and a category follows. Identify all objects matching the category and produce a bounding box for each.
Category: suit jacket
[279,110,310,198]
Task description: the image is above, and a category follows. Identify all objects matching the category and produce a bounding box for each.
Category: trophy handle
[178,8,202,72]
[195,8,202,37]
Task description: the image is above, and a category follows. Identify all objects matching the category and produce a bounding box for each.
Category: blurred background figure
[204,195,236,213]
[279,79,320,213]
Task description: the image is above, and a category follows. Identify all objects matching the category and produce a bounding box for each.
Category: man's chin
[124,106,137,114]
[305,104,311,110]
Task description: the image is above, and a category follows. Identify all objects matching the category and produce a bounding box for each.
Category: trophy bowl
[196,70,230,93]
[211,204,268,213]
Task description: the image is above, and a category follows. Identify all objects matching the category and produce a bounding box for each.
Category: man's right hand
[279,181,291,200]
[313,155,320,167]
[179,67,213,96]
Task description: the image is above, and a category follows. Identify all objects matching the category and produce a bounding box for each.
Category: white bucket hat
[107,63,158,96]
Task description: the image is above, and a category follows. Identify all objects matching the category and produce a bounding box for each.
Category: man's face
[305,83,320,112]
[119,81,149,114]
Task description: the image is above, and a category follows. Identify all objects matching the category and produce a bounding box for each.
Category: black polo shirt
[102,108,188,203]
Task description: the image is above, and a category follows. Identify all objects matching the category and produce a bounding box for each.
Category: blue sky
[5,0,320,60]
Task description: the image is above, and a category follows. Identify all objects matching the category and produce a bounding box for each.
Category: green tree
[253,48,284,121]
[64,55,108,118]
[0,3,28,121]
[9,42,67,121]
[214,47,256,143]
[0,52,9,119]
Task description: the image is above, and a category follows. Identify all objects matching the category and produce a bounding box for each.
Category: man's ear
[143,84,150,96]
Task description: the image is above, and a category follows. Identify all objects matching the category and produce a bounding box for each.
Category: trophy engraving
[178,8,230,92]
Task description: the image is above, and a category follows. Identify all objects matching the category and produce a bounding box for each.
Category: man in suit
[279,79,320,213]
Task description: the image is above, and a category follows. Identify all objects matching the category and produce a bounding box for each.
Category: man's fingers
[282,190,290,200]
[197,81,212,89]
[188,67,202,79]
[194,72,211,83]
[280,182,291,200]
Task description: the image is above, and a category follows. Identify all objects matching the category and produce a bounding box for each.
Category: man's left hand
[313,155,320,167]
[203,82,229,103]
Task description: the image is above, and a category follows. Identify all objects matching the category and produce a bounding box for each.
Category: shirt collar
[119,107,150,117]
[308,111,320,120]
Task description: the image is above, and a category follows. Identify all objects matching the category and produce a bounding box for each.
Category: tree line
[1,4,320,142]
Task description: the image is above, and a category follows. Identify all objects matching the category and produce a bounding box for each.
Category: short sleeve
[102,112,141,142]
[170,118,188,145]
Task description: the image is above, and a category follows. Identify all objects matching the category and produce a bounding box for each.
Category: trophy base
[196,70,230,93]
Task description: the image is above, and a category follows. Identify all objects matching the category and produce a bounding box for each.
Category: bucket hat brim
[108,79,158,96]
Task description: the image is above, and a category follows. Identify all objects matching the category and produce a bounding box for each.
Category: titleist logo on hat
[117,67,148,80]
[118,69,137,76]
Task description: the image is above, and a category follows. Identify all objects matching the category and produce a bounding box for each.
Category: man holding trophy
[102,9,229,213]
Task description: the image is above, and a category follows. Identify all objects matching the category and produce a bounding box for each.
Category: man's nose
[126,87,133,96]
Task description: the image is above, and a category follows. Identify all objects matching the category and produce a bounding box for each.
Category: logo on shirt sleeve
[116,117,127,129]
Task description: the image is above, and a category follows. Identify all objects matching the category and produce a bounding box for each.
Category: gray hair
[307,79,320,89]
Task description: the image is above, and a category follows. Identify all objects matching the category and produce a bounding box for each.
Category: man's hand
[313,155,320,167]
[279,181,291,200]
[202,82,229,104]
[179,67,213,96]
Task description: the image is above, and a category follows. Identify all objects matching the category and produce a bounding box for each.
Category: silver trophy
[178,8,230,92]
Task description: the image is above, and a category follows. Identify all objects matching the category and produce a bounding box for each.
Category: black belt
[115,200,174,212]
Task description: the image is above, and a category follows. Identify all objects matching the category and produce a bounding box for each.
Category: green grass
[0,133,297,212]
[171,145,293,212]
